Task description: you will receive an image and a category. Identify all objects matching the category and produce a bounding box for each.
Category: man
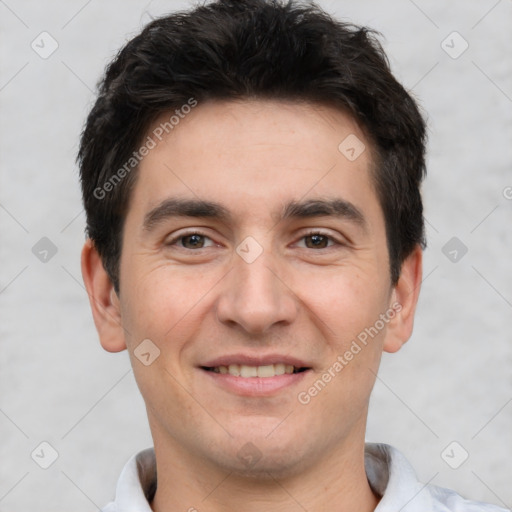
[78,0,507,510]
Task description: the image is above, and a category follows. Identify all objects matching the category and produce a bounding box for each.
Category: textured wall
[1,0,511,510]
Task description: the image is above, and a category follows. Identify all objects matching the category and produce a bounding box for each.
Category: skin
[82,99,422,512]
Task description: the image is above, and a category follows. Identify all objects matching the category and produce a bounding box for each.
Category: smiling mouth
[202,364,310,378]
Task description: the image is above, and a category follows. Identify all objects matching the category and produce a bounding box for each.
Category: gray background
[1,0,511,510]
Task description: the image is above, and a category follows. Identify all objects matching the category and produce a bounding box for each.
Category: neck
[150,431,380,512]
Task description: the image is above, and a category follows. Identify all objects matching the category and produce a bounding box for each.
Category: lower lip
[201,369,310,396]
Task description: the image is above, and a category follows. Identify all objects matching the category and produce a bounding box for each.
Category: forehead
[147,99,371,165]
[129,99,380,224]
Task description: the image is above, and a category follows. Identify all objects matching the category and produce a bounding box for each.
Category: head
[80,0,425,479]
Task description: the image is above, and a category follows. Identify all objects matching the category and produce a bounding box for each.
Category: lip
[201,353,311,369]
[198,353,312,397]
[200,367,311,396]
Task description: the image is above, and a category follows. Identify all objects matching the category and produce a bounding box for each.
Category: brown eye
[166,230,217,250]
[180,234,207,248]
[304,234,331,249]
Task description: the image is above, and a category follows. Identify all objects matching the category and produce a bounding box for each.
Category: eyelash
[166,229,343,250]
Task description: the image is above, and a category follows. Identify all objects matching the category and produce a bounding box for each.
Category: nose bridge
[215,238,297,334]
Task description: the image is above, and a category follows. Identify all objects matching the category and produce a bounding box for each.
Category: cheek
[118,265,200,410]
[296,265,390,345]
[121,256,184,327]
[118,267,176,358]
[119,257,221,365]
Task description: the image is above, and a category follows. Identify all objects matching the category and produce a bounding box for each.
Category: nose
[215,246,298,335]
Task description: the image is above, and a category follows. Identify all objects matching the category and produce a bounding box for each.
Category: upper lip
[201,354,311,369]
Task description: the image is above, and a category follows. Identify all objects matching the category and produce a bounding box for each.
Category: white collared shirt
[101,443,509,511]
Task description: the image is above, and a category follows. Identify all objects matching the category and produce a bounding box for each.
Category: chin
[208,437,314,480]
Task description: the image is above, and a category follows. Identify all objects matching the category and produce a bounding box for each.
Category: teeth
[240,365,258,377]
[212,364,303,378]
[257,365,274,377]
[274,363,285,375]
[228,364,240,376]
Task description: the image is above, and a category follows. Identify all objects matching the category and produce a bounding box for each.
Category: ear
[383,245,423,353]
[81,238,127,353]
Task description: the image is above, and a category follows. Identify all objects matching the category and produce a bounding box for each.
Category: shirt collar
[365,443,435,511]
[114,448,155,512]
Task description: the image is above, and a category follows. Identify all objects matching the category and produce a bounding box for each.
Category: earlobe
[81,238,127,353]
[383,245,423,353]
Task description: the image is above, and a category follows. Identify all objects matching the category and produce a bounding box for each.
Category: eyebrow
[142,197,367,231]
[143,198,231,231]
[281,198,366,228]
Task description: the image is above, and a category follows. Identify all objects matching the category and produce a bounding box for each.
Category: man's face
[113,100,406,476]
